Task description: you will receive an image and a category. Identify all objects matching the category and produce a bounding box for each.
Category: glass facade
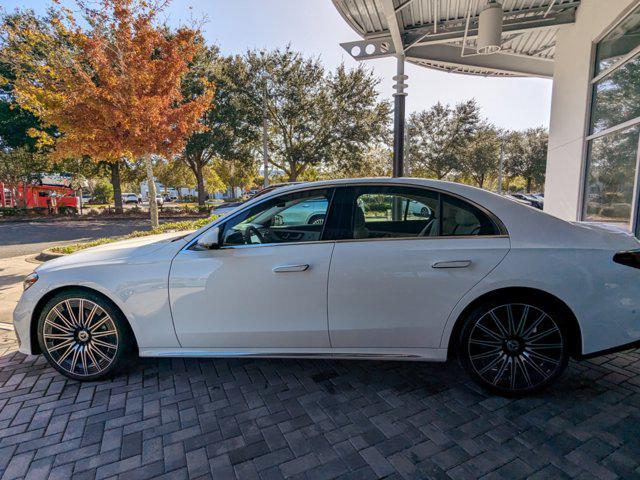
[584,4,640,233]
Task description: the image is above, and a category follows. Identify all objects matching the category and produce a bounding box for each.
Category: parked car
[143,194,163,206]
[510,193,543,210]
[122,193,139,205]
[14,178,640,396]
[210,201,243,217]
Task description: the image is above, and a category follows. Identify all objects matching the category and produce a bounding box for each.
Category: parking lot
[1,326,640,479]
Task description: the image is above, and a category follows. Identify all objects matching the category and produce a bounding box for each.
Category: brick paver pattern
[0,329,639,480]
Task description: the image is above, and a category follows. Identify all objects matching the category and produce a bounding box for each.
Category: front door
[328,185,510,349]
[170,188,335,349]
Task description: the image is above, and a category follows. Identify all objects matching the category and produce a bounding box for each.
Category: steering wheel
[244,225,266,244]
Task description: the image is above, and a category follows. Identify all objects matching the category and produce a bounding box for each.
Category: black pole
[393,94,405,177]
[392,55,407,178]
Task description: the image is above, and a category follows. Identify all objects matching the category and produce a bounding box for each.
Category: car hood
[37,231,189,272]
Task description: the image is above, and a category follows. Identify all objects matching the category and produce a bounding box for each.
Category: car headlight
[23,272,39,291]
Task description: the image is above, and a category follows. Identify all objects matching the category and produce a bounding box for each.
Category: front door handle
[273,264,310,273]
[432,260,472,269]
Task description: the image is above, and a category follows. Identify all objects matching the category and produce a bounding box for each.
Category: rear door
[327,185,510,349]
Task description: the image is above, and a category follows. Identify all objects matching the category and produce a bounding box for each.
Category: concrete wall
[544,0,638,220]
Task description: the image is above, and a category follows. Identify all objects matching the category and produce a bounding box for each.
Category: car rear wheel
[37,290,135,381]
[459,300,568,397]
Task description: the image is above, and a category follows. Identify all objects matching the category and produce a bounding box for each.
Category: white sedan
[13,178,640,396]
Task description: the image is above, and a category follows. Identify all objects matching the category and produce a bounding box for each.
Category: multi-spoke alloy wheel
[38,291,133,381]
[460,301,568,396]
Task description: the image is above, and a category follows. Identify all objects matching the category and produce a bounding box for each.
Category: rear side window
[342,185,501,239]
[441,195,500,236]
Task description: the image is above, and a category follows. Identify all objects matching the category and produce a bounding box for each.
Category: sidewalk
[0,255,39,327]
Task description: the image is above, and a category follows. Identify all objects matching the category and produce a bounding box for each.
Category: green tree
[214,157,256,196]
[92,179,114,204]
[502,128,548,192]
[407,100,480,179]
[460,125,500,188]
[245,47,390,181]
[182,49,259,205]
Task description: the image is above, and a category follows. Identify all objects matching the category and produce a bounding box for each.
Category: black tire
[37,289,136,381]
[458,296,569,397]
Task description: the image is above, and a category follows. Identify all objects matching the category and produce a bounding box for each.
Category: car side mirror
[196,226,221,250]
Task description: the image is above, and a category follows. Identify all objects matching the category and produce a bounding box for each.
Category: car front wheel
[37,290,135,381]
[459,299,568,397]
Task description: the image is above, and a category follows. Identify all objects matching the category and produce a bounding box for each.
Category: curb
[36,249,67,262]
[0,215,208,224]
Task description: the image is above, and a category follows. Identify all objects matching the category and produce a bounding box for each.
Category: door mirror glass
[196,227,220,249]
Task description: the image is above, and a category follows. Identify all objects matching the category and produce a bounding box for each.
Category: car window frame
[332,184,508,242]
[212,187,338,250]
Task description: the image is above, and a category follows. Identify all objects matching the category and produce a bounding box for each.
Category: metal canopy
[334,0,581,78]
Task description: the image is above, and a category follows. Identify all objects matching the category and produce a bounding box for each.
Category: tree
[182,50,259,205]
[407,100,480,179]
[502,128,548,192]
[328,144,391,178]
[2,0,214,226]
[154,157,196,199]
[213,157,256,197]
[460,125,500,188]
[245,47,390,181]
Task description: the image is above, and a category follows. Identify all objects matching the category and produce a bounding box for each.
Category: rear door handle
[432,260,472,269]
[273,264,310,273]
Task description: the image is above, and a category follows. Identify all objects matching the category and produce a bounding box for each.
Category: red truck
[0,183,80,214]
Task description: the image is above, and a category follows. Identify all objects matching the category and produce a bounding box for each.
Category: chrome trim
[334,234,510,244]
[183,180,510,253]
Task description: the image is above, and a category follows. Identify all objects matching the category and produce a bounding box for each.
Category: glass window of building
[584,4,640,233]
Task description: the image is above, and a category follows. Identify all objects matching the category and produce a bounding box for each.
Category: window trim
[335,184,507,242]
[217,187,336,250]
[185,182,509,252]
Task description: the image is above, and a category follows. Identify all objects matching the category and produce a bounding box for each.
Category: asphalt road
[0,219,156,258]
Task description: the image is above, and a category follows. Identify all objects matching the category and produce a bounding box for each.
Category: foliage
[92,179,114,204]
[502,127,548,192]
[213,157,256,192]
[1,0,214,225]
[407,100,480,179]
[328,144,391,178]
[50,216,218,254]
[154,157,196,194]
[459,125,500,188]
[244,47,390,182]
[182,49,259,205]
[203,165,226,193]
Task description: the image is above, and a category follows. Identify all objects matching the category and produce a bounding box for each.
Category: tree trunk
[478,175,484,189]
[196,163,206,206]
[144,155,159,228]
[526,178,532,193]
[110,161,123,214]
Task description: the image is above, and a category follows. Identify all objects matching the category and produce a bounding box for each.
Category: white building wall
[545,0,638,220]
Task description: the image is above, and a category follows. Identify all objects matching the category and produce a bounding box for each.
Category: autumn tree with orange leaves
[1,0,214,225]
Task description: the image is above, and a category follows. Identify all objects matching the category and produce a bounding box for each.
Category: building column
[392,55,408,177]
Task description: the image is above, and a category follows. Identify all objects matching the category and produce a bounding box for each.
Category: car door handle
[432,260,472,269]
[273,264,310,273]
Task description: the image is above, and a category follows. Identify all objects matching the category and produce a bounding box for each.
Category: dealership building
[333,0,640,237]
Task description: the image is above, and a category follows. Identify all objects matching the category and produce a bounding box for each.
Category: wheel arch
[30,285,138,355]
[444,286,583,360]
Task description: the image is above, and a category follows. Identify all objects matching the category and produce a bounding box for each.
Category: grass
[50,216,217,255]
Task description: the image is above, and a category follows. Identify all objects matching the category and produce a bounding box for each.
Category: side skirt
[138,347,448,362]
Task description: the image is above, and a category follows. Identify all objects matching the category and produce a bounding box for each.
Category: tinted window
[346,186,500,239]
[352,187,439,239]
[221,189,332,247]
[595,5,640,75]
[441,195,500,236]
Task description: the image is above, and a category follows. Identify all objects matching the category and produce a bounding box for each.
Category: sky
[2,0,553,130]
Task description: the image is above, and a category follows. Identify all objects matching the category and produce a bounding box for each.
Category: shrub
[92,180,114,204]
[49,215,218,254]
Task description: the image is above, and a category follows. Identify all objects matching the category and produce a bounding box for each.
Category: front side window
[347,186,500,239]
[221,189,332,247]
[584,4,640,233]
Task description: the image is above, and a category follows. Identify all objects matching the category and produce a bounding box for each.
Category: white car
[13,178,640,396]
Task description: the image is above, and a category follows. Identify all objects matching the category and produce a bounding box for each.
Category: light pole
[392,55,408,177]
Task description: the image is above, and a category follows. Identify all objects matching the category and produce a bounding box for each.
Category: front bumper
[13,285,42,355]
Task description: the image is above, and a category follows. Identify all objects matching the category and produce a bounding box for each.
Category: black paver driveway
[1,329,639,480]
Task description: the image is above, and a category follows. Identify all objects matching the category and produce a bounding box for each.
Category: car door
[328,185,510,349]
[169,187,335,349]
